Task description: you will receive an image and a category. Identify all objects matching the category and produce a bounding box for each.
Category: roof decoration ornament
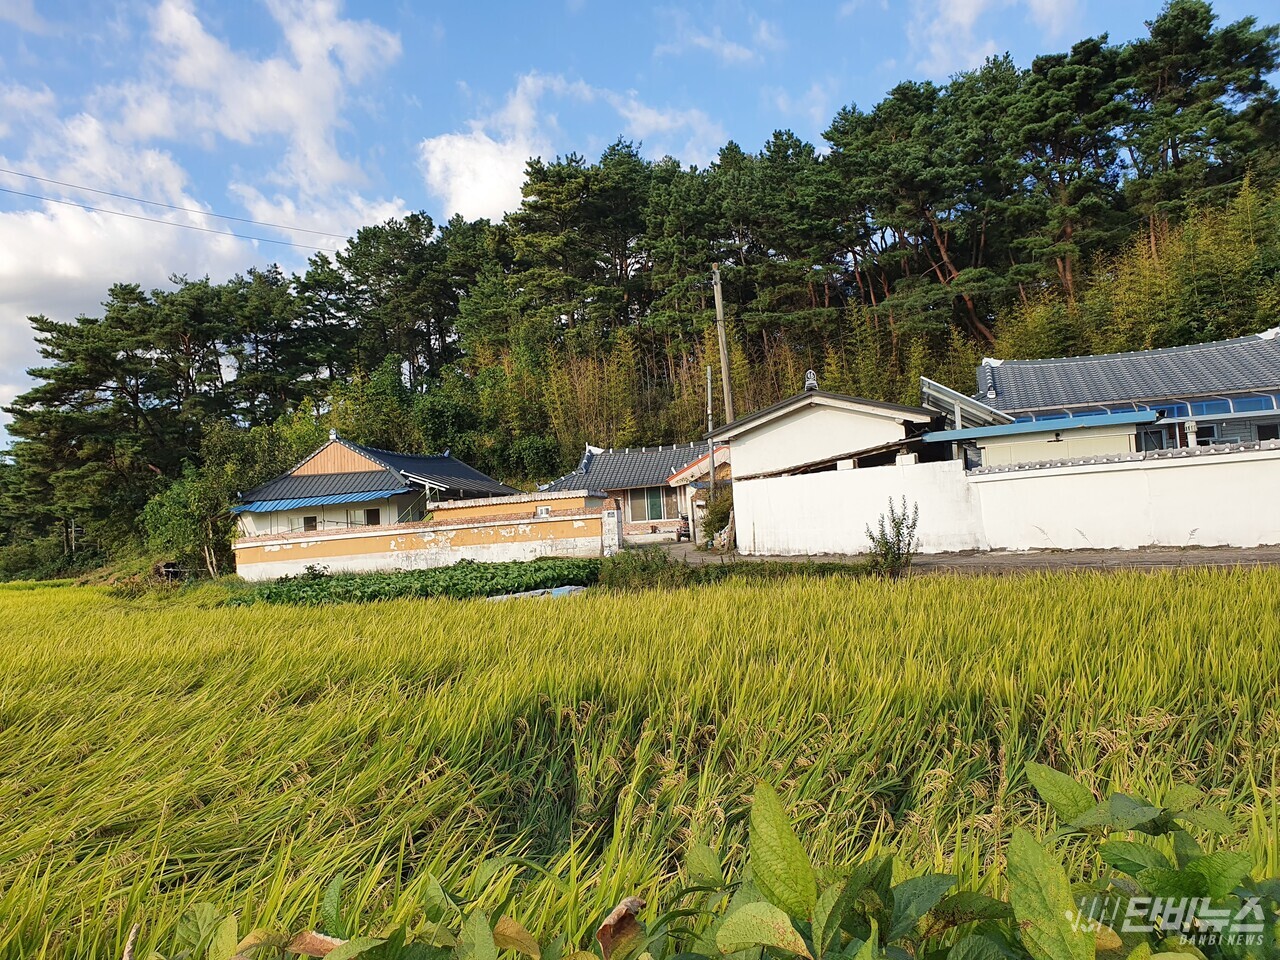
[804,369,818,392]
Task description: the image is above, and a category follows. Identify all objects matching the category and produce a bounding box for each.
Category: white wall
[734,446,1280,555]
[731,405,910,478]
[735,460,988,555]
[972,447,1280,549]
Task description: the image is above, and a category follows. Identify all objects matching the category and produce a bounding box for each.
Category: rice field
[1,568,1279,958]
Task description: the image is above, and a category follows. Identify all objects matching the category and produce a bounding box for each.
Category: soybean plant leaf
[1006,829,1092,960]
[207,914,239,960]
[814,880,862,958]
[322,874,346,937]
[1099,842,1173,878]
[1135,868,1206,899]
[1187,851,1253,898]
[1147,848,1249,900]
[750,783,817,919]
[687,843,727,888]
[1071,796,1163,834]
[928,891,1014,932]
[1173,808,1236,836]
[177,904,220,953]
[1163,786,1205,813]
[494,917,541,959]
[948,935,1011,960]
[419,872,459,924]
[716,902,813,958]
[1093,923,1123,953]
[325,937,387,960]
[459,912,499,960]
[887,875,956,942]
[1026,764,1096,823]
[1171,831,1203,869]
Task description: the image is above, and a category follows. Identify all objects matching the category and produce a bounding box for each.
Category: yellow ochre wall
[977,423,1138,467]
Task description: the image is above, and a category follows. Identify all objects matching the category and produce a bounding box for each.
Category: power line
[0,185,343,253]
[0,166,352,240]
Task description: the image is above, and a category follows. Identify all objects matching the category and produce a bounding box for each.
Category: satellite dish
[803,369,818,392]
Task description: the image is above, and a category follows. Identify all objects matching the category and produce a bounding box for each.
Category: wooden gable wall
[293,441,385,476]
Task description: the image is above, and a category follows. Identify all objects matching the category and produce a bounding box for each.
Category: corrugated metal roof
[231,487,410,514]
[977,328,1280,413]
[544,443,705,492]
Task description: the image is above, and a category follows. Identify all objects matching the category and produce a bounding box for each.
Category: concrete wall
[731,405,910,478]
[971,446,1280,549]
[736,460,987,555]
[734,445,1280,555]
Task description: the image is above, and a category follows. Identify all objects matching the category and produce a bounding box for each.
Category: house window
[302,516,318,532]
[1258,424,1279,442]
[364,508,381,527]
[628,486,677,522]
[1193,424,1218,445]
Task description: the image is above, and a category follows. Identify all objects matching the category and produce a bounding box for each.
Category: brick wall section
[622,518,683,539]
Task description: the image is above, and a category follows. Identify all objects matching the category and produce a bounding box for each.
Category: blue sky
[0,0,1271,440]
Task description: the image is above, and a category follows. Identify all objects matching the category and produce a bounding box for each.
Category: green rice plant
[0,568,1278,957]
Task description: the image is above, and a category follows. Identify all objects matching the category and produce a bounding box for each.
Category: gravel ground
[660,541,1280,574]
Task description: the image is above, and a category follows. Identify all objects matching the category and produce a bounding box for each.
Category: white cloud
[1024,0,1077,36]
[765,79,841,137]
[907,0,1077,76]
[418,73,726,222]
[653,8,783,65]
[0,0,53,34]
[0,82,55,138]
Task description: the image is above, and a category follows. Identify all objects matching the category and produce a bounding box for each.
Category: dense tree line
[2,0,1279,578]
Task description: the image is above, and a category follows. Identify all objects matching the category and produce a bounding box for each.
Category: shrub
[866,495,919,579]
[700,488,733,542]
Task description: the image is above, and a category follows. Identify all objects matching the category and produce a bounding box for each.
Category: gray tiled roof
[977,329,1280,413]
[241,439,517,503]
[544,443,705,492]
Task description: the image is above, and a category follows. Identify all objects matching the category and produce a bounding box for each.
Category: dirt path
[660,541,1280,574]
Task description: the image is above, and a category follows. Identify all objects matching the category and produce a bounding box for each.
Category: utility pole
[706,364,716,509]
[711,263,735,424]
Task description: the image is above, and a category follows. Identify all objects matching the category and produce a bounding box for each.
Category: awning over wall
[231,487,410,514]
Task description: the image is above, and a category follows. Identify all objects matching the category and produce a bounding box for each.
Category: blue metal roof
[230,487,410,514]
[922,410,1157,443]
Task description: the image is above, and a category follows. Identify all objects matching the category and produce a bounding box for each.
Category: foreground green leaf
[716,902,813,958]
[750,783,817,919]
[1007,829,1092,960]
